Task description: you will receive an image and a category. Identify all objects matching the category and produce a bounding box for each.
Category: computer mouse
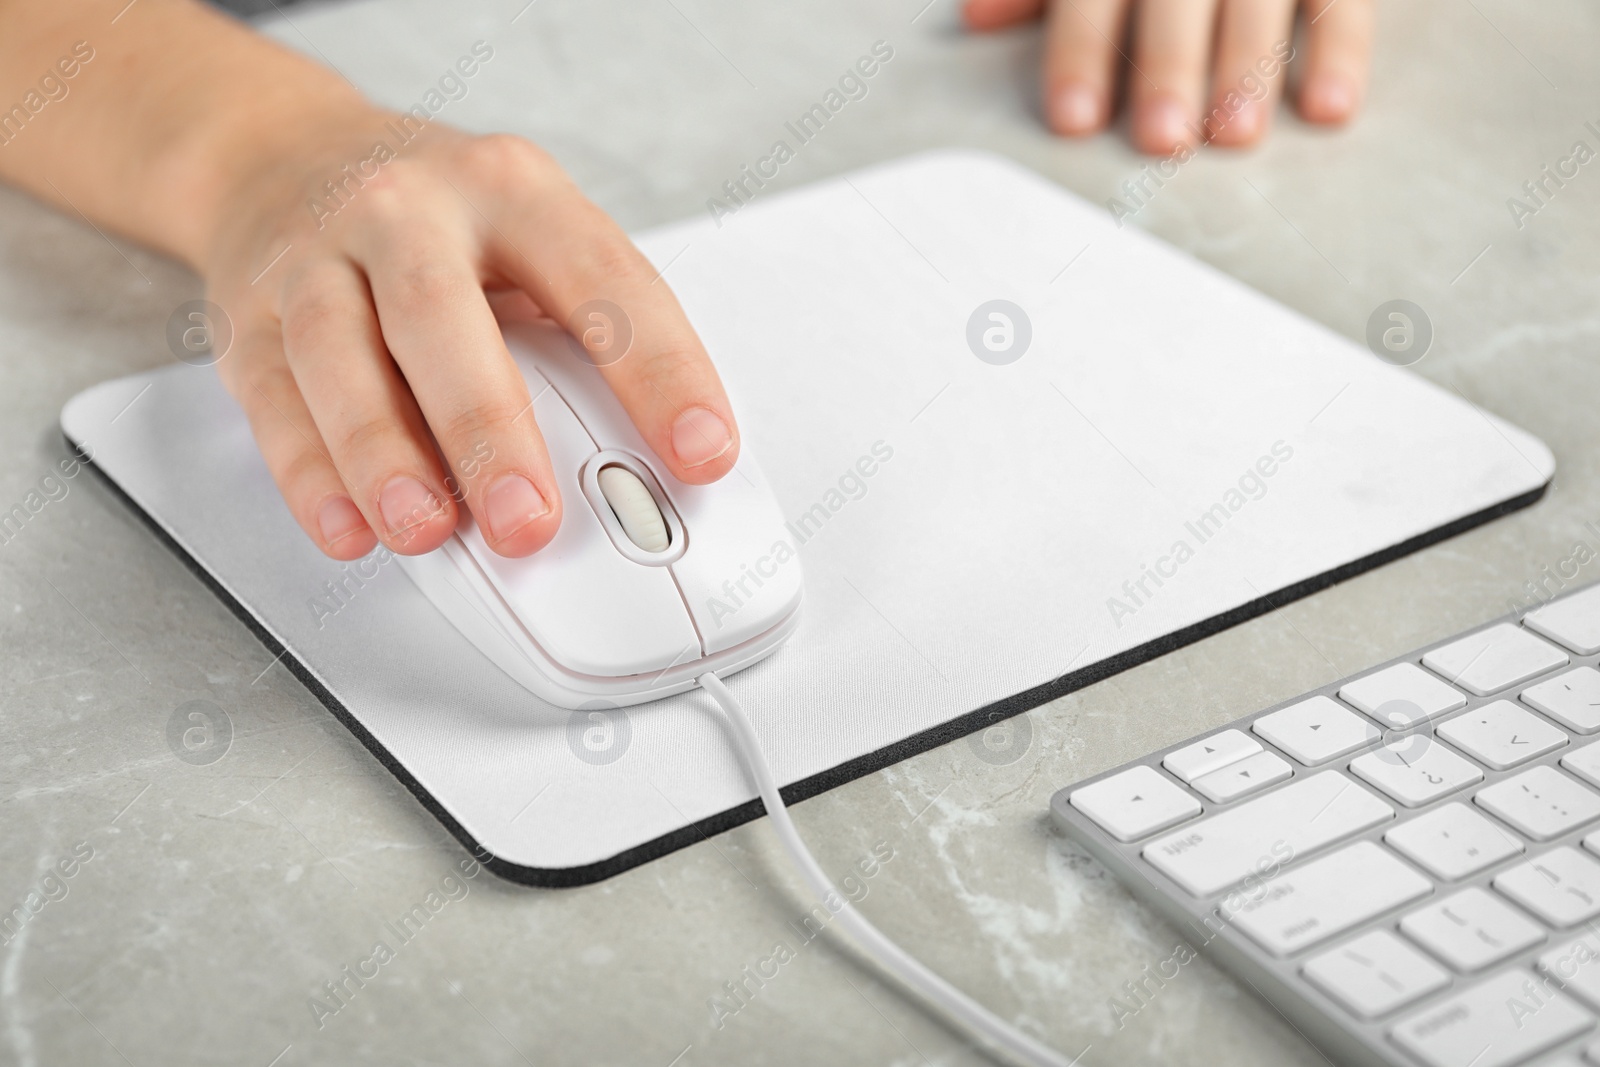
[396,321,802,709]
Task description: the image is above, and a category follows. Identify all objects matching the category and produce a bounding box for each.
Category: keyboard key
[1340,662,1467,727]
[1390,968,1592,1067]
[1477,766,1600,842]
[1142,772,1392,898]
[1302,929,1449,1019]
[1069,765,1201,842]
[1526,667,1600,734]
[1350,738,1484,807]
[1423,623,1569,696]
[1566,742,1600,790]
[1254,696,1380,766]
[1539,932,1600,1010]
[1384,802,1523,880]
[1401,887,1545,972]
[1436,699,1568,770]
[1163,729,1262,783]
[1527,585,1600,655]
[1192,751,1292,803]
[1495,847,1600,927]
[1220,841,1430,956]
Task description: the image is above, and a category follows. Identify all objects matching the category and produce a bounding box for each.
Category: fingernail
[1214,97,1263,143]
[379,476,444,538]
[671,407,734,469]
[1304,72,1355,121]
[317,496,368,546]
[1137,95,1192,154]
[485,473,550,542]
[1051,83,1101,134]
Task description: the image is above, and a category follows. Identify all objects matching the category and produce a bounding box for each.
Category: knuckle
[571,229,648,285]
[437,402,524,449]
[252,362,299,398]
[236,363,296,415]
[280,285,345,348]
[336,164,415,226]
[333,415,399,461]
[216,321,283,393]
[386,259,472,310]
[635,343,706,388]
[278,447,332,497]
[459,133,554,188]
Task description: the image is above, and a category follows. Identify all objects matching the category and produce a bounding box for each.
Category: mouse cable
[698,672,1075,1067]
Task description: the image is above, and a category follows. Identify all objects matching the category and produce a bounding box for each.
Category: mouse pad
[61,151,1554,886]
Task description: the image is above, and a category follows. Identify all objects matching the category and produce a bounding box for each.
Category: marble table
[3,0,1596,1064]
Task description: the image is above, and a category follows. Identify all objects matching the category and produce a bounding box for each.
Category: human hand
[204,111,740,563]
[963,0,1374,154]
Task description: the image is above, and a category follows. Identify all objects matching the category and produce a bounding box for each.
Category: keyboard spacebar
[1142,772,1394,897]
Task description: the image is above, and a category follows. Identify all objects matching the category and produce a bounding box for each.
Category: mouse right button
[669,455,803,655]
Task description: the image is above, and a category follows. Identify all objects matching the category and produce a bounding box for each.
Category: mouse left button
[457,383,704,678]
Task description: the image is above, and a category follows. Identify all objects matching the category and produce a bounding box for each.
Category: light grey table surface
[3,1,1596,1065]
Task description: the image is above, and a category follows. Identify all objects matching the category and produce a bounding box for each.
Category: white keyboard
[1051,582,1600,1067]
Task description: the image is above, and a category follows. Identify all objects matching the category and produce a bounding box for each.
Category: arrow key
[1193,750,1293,803]
[1162,729,1262,783]
[1254,695,1381,766]
[1437,700,1566,770]
[1069,765,1202,842]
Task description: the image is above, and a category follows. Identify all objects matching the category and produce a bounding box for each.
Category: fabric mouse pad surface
[62,151,1554,884]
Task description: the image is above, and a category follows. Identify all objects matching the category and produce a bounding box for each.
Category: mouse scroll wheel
[597,466,671,553]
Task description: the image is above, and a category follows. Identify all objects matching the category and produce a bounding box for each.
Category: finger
[470,138,741,487]
[964,0,1045,31]
[1297,0,1374,124]
[1042,0,1130,136]
[1205,0,1298,147]
[276,258,462,556]
[218,323,378,561]
[1126,0,1221,154]
[349,219,563,558]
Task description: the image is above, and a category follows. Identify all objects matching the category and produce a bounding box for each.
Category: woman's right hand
[202,106,741,562]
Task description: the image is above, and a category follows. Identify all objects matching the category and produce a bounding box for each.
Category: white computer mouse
[397,321,802,709]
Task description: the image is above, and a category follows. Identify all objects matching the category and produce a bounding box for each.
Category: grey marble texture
[2,0,1597,1064]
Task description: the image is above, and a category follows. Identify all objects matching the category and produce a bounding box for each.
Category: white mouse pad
[61,151,1553,885]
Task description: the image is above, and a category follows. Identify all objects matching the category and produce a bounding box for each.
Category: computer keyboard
[1050,581,1600,1067]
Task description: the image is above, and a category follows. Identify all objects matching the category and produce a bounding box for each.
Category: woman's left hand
[964,0,1375,154]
